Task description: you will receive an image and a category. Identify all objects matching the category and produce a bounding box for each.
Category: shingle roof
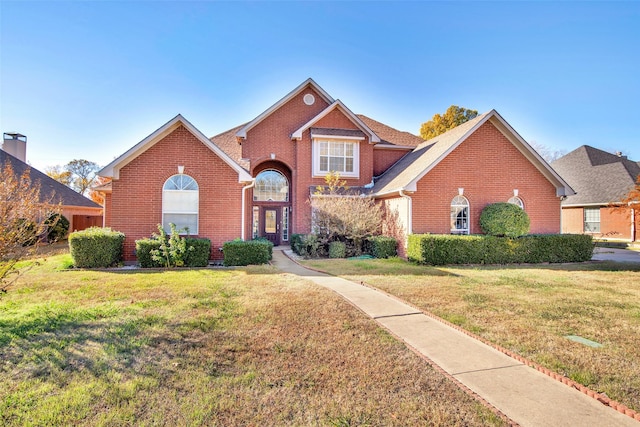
[551,145,640,206]
[1,150,102,208]
[209,123,249,171]
[356,115,424,147]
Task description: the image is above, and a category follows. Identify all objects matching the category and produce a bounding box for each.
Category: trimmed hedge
[223,239,273,266]
[135,237,211,268]
[329,241,346,258]
[480,202,530,237]
[368,236,398,259]
[69,227,125,268]
[408,234,593,265]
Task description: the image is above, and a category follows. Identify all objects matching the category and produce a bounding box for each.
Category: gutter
[241,179,256,241]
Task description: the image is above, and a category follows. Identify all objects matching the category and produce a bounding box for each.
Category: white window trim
[312,138,360,178]
[451,195,470,235]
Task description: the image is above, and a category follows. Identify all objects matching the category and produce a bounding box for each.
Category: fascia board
[236,78,335,139]
[404,114,491,191]
[291,100,381,143]
[488,112,576,197]
[99,114,252,183]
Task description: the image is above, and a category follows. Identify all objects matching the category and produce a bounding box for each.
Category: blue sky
[1,1,639,172]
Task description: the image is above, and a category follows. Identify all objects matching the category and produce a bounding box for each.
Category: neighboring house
[1,134,103,232]
[551,145,639,242]
[98,78,574,261]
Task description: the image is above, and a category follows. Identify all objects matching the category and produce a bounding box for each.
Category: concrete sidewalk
[271,250,638,427]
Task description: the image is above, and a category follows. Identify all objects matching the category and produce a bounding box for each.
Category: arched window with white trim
[163,174,198,234]
[253,170,289,202]
[451,195,469,234]
[508,196,524,209]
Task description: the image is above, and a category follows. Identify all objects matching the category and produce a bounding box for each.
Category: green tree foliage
[1,161,61,295]
[479,202,530,238]
[65,159,100,196]
[419,105,478,141]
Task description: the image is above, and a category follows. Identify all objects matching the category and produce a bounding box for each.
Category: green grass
[302,257,640,412]
[0,252,504,426]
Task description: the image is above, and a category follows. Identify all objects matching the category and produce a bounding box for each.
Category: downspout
[399,189,412,243]
[241,179,256,241]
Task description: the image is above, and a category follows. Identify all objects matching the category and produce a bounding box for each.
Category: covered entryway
[252,168,291,246]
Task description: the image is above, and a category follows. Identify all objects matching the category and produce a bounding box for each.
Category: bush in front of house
[291,233,322,258]
[135,235,211,268]
[223,239,272,266]
[479,202,530,237]
[408,233,593,265]
[69,227,125,268]
[329,241,346,258]
[368,236,398,259]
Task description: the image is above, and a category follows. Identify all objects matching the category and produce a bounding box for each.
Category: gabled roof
[372,110,574,198]
[209,123,249,171]
[99,114,252,182]
[236,78,335,140]
[551,145,640,206]
[0,150,102,209]
[291,100,380,143]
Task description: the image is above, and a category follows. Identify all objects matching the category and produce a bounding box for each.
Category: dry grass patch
[0,253,503,426]
[302,257,640,412]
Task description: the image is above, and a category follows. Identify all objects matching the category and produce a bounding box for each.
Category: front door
[263,208,280,246]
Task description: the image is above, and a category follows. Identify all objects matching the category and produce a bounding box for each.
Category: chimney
[2,132,27,162]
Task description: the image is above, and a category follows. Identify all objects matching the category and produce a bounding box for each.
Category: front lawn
[302,257,640,412]
[0,253,503,426]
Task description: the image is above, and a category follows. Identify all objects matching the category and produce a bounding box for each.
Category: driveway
[592,247,640,263]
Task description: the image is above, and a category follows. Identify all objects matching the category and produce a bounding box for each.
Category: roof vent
[303,93,315,106]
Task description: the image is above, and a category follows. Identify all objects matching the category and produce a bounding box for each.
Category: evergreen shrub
[368,236,398,259]
[223,239,272,266]
[329,241,346,258]
[480,202,530,237]
[69,227,125,268]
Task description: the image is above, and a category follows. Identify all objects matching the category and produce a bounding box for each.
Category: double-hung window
[313,139,359,178]
[162,174,198,234]
[584,207,600,233]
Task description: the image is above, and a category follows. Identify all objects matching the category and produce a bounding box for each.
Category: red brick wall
[562,206,637,240]
[103,192,112,228]
[411,121,561,235]
[243,89,376,235]
[373,148,411,177]
[110,125,244,260]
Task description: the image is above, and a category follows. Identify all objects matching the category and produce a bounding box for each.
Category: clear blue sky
[2,1,639,172]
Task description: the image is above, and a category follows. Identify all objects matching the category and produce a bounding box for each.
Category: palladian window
[162,174,198,234]
[451,195,469,235]
[254,170,289,202]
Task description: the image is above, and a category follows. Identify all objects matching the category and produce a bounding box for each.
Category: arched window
[508,196,524,209]
[163,174,198,234]
[254,170,289,202]
[451,195,469,234]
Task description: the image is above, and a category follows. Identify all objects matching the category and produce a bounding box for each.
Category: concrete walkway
[271,250,639,427]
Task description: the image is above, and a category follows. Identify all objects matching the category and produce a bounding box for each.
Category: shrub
[69,227,125,268]
[329,241,346,258]
[480,202,530,237]
[184,238,211,267]
[408,233,593,265]
[368,236,398,259]
[293,234,322,258]
[223,239,272,266]
[45,213,69,242]
[135,234,211,268]
[135,238,162,268]
[290,234,304,255]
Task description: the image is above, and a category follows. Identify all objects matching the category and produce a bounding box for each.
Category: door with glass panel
[262,208,280,246]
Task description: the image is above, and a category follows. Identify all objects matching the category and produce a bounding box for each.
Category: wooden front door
[263,208,280,246]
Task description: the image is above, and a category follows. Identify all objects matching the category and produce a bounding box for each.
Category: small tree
[311,172,382,255]
[65,159,100,196]
[1,161,60,295]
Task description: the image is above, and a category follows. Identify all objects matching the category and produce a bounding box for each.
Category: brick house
[1,135,103,232]
[551,145,639,242]
[98,79,573,261]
